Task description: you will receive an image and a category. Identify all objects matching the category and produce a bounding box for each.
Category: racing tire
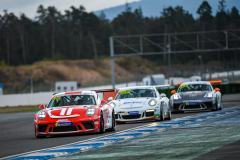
[219,104,222,110]
[211,100,218,111]
[219,98,223,110]
[156,107,164,121]
[98,112,105,134]
[107,111,116,131]
[165,110,172,120]
[35,128,46,138]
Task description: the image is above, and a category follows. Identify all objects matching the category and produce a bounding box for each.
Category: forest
[0,0,240,66]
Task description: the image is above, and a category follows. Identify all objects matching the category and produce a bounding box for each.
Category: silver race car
[108,86,171,124]
[170,81,222,113]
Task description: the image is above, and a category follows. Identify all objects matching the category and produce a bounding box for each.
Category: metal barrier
[212,83,240,95]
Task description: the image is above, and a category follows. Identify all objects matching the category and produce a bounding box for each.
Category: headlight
[205,93,213,98]
[148,99,157,106]
[173,94,181,100]
[109,102,116,108]
[38,111,46,119]
[86,107,95,116]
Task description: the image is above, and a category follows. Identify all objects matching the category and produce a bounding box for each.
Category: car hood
[43,105,98,118]
[178,91,210,100]
[114,98,152,109]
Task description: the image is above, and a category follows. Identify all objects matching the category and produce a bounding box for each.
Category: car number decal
[60,108,73,115]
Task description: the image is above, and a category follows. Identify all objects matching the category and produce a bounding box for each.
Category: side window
[155,89,160,97]
[96,94,100,105]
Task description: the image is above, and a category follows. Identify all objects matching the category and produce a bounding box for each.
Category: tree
[215,0,229,30]
[230,7,240,27]
[197,1,213,30]
[36,6,61,58]
[84,12,99,59]
[70,5,86,59]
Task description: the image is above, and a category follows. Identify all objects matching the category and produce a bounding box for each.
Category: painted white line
[27,152,66,157]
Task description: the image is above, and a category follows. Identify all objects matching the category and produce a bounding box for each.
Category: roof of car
[118,86,155,91]
[54,91,95,96]
[181,81,211,85]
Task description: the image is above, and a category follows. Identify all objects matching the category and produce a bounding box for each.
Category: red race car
[34,90,116,138]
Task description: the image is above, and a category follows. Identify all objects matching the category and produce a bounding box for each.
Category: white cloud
[0,0,141,18]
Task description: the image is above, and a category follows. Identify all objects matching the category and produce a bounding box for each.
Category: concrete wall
[0,92,54,107]
[0,82,140,107]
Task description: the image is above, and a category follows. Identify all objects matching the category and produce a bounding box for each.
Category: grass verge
[0,105,41,114]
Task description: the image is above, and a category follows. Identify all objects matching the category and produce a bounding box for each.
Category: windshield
[115,89,156,100]
[178,84,212,93]
[48,95,96,108]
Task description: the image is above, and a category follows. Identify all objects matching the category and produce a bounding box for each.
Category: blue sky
[0,0,239,20]
[0,0,140,18]
[95,0,240,20]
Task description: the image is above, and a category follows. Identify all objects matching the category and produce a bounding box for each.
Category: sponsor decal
[57,119,69,122]
[128,111,139,115]
[186,102,199,105]
[189,95,197,97]
[52,97,61,102]
[120,90,131,95]
[55,122,73,127]
[180,85,188,89]
[122,101,144,105]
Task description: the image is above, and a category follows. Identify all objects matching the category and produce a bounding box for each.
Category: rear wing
[91,89,116,93]
[176,80,222,86]
[209,80,222,84]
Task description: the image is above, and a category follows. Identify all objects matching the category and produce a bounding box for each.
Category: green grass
[0,105,41,114]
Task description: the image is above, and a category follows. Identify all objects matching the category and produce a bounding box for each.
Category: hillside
[0,57,167,94]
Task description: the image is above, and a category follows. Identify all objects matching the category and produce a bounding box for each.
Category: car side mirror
[215,88,220,92]
[160,93,166,99]
[101,100,107,105]
[171,90,176,94]
[39,104,45,109]
[108,97,113,101]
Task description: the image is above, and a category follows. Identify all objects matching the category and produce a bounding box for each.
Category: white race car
[108,86,171,124]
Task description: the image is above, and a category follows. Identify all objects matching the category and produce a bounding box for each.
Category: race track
[0,94,239,159]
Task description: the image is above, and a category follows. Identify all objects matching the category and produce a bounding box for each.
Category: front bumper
[35,117,100,135]
[171,99,215,111]
[115,107,160,122]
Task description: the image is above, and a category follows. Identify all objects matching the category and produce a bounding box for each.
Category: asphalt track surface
[0,94,239,159]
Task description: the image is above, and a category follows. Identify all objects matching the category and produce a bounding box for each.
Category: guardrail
[158,83,240,98]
